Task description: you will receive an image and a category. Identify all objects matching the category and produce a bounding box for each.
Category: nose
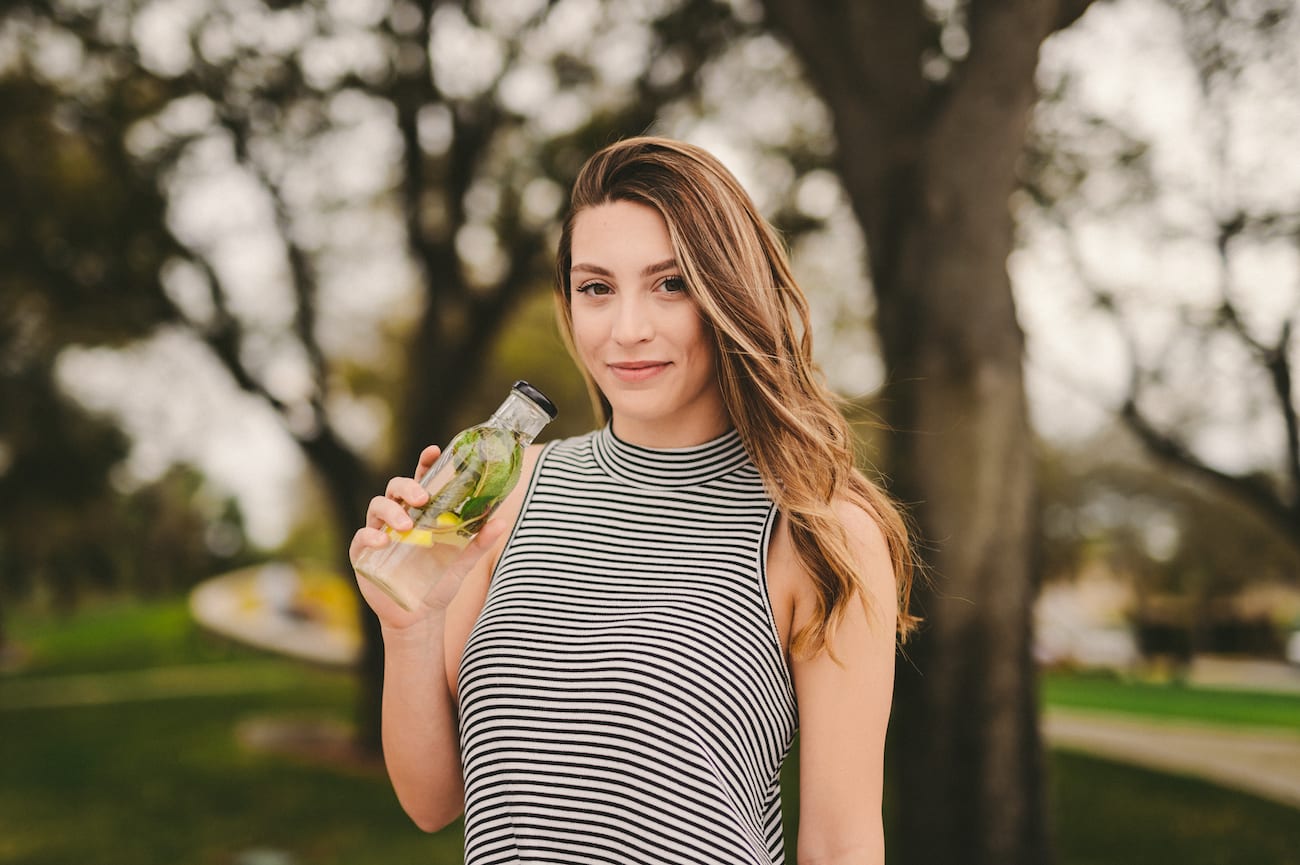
[611,293,654,346]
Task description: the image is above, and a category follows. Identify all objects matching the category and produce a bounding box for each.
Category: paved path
[1044,707,1300,810]
[0,662,306,710]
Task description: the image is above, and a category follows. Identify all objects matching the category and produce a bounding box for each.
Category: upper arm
[787,500,898,865]
[444,442,546,700]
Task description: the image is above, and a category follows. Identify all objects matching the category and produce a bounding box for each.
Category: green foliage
[0,57,250,613]
[1037,434,1300,597]
[0,458,253,612]
[447,283,596,443]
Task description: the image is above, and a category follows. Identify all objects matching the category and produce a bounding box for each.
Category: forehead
[571,200,673,264]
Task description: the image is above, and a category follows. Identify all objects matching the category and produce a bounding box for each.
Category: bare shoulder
[829,498,897,634]
[768,498,897,651]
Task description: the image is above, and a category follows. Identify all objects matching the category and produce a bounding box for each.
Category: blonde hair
[553,136,918,656]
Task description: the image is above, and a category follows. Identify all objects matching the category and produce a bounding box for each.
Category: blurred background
[1,0,1298,863]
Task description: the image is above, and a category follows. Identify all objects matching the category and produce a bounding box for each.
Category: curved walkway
[1044,707,1300,809]
[0,662,307,710]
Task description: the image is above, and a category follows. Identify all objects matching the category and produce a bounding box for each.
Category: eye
[575,281,613,296]
[658,276,688,294]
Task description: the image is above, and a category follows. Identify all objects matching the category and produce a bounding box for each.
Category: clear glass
[354,382,555,610]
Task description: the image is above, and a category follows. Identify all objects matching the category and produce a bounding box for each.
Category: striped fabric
[458,424,798,865]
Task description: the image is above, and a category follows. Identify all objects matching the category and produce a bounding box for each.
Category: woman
[350,137,917,865]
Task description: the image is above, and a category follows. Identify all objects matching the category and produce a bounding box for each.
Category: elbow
[407,803,462,834]
[797,845,883,865]
[410,814,450,834]
[798,830,884,865]
[398,790,464,834]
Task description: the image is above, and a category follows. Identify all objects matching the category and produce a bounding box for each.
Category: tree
[1020,0,1300,554]
[0,69,247,634]
[0,0,766,750]
[756,2,1099,863]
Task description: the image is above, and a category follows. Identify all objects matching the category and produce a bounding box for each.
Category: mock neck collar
[591,423,751,489]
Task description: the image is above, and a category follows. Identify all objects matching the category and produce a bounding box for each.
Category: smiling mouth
[608,361,670,381]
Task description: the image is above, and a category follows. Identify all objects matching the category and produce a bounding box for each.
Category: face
[568,200,730,447]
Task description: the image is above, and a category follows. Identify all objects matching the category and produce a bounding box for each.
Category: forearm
[380,617,465,832]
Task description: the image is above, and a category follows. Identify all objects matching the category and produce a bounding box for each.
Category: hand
[349,445,503,631]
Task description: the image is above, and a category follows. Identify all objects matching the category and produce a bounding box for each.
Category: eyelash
[574,277,687,296]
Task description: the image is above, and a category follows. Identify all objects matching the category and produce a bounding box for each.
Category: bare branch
[1052,0,1101,34]
[1273,318,1300,498]
[1211,212,1300,502]
[1033,204,1300,544]
[172,244,291,416]
[1120,395,1298,540]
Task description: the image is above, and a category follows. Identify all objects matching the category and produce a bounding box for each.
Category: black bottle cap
[512,380,558,419]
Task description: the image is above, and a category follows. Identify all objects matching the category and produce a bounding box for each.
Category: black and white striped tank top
[458,424,799,865]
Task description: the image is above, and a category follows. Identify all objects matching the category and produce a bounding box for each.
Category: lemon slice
[386,515,462,548]
[386,526,435,547]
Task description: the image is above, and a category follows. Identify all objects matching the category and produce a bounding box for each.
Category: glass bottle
[355,380,557,610]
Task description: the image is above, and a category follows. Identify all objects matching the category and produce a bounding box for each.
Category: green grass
[4,598,270,675]
[4,600,1300,864]
[1050,750,1300,865]
[0,688,467,865]
[1,599,465,865]
[1042,670,1300,729]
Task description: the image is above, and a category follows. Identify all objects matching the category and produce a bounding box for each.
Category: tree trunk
[758,2,1091,862]
[871,10,1051,862]
[298,426,384,750]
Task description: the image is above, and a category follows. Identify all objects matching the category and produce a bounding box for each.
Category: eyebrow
[570,258,679,278]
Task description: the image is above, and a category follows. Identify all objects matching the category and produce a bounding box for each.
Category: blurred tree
[1038,429,1300,660]
[0,70,247,635]
[0,0,763,751]
[757,1,1099,863]
[1038,432,1300,596]
[1021,0,1299,555]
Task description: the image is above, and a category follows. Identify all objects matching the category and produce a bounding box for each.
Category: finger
[349,526,390,564]
[414,444,442,478]
[365,495,415,532]
[384,476,428,507]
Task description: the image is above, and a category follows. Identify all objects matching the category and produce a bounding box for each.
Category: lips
[607,361,670,382]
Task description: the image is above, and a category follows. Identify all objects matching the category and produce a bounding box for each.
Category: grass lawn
[1050,750,1300,865]
[3,599,1300,864]
[1042,669,1300,729]
[2,599,465,865]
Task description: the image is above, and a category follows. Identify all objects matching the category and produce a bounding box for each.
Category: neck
[609,411,732,449]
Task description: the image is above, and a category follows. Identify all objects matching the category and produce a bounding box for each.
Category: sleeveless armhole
[487,438,559,589]
[759,502,797,704]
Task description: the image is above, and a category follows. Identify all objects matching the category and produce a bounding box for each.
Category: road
[1044,707,1300,810]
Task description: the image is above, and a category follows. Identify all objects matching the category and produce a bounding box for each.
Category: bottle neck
[490,390,552,443]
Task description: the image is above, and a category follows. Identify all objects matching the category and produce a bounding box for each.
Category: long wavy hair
[553,136,918,656]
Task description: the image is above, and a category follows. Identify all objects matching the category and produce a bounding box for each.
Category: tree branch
[168,243,291,416]
[212,107,329,416]
[1120,395,1298,540]
[1052,0,1101,34]
[1034,207,1300,544]
[1212,213,1300,509]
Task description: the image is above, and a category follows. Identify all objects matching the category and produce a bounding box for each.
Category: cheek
[681,313,714,365]
[569,309,603,360]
